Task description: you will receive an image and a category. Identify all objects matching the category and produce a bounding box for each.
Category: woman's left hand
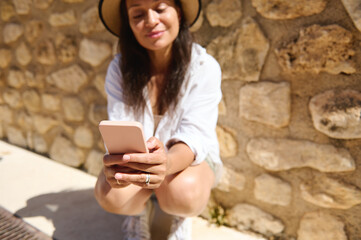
[114,137,169,189]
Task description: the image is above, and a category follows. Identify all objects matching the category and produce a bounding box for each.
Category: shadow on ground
[15,189,126,240]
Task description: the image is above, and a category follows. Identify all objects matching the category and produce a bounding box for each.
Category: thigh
[154,161,215,217]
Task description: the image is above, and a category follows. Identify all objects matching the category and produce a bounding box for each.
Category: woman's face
[126,0,180,53]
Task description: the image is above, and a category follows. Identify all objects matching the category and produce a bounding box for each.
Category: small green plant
[209,204,226,226]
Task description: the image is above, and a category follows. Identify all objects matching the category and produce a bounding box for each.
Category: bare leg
[95,161,214,217]
[154,161,215,217]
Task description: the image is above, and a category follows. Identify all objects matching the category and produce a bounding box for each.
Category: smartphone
[99,120,149,154]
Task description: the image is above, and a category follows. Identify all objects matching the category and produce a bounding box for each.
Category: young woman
[96,0,222,238]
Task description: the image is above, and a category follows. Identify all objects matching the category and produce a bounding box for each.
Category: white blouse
[105,44,223,184]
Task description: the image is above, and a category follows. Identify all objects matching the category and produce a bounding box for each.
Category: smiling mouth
[147,31,165,38]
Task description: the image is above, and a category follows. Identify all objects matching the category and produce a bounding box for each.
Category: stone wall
[0,0,115,175]
[1,0,361,239]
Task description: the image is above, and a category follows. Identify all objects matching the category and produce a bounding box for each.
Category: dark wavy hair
[118,0,193,116]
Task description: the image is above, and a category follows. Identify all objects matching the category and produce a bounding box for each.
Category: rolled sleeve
[166,54,222,165]
[104,54,129,121]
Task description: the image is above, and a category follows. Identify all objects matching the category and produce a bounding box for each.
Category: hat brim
[98,0,201,37]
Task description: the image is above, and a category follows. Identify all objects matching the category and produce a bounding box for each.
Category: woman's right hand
[103,154,137,188]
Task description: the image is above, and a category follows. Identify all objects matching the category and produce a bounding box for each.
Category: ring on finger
[116,179,121,185]
[145,173,150,186]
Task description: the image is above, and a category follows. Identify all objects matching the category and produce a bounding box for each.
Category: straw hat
[98,0,201,37]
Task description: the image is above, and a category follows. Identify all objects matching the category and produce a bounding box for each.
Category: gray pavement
[0,140,265,240]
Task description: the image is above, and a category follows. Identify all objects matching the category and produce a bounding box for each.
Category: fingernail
[123,155,130,160]
[115,173,122,179]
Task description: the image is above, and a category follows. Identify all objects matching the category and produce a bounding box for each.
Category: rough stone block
[341,0,361,32]
[216,166,245,192]
[41,94,60,111]
[3,23,23,44]
[49,10,76,27]
[246,138,355,172]
[8,69,26,88]
[3,89,23,109]
[79,7,105,34]
[74,126,93,148]
[207,17,269,81]
[55,34,77,63]
[25,70,44,89]
[35,39,56,65]
[93,73,107,99]
[22,90,41,113]
[32,115,58,134]
[60,123,75,136]
[206,0,242,27]
[33,133,48,153]
[89,104,107,125]
[297,211,347,240]
[17,111,33,130]
[239,81,290,128]
[25,21,43,43]
[46,65,88,93]
[16,42,32,66]
[276,24,355,75]
[0,49,12,68]
[62,97,85,122]
[34,0,53,9]
[254,174,291,206]
[216,125,237,158]
[49,136,85,167]
[300,176,361,209]
[0,105,13,123]
[309,89,361,139]
[252,0,327,19]
[79,38,112,67]
[6,126,27,147]
[1,2,15,21]
[85,150,104,176]
[80,88,100,105]
[226,203,284,236]
[13,0,31,15]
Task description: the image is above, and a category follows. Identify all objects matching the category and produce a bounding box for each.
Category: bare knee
[96,196,145,216]
[94,188,144,215]
[94,176,147,216]
[156,175,211,217]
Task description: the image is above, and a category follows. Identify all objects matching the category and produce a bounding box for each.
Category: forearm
[166,142,195,175]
